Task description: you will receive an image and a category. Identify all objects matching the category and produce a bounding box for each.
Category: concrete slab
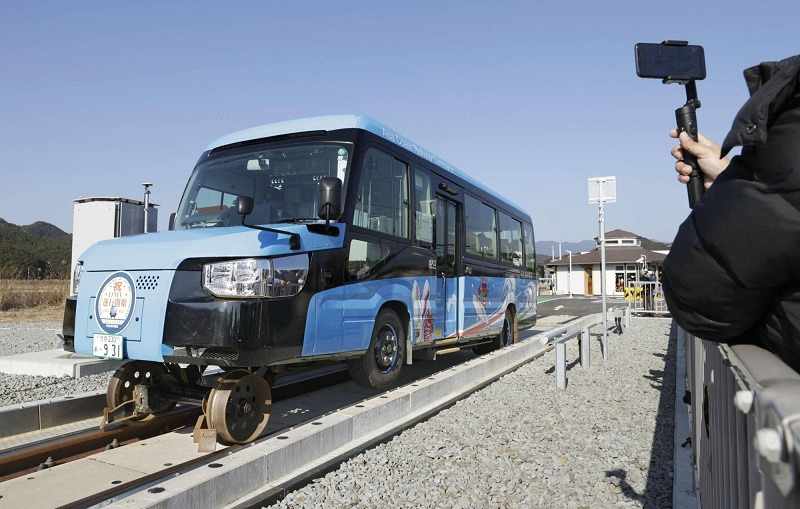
[0,405,39,439]
[0,391,105,440]
[93,428,213,474]
[536,314,577,327]
[0,349,123,378]
[0,453,144,509]
[39,392,105,428]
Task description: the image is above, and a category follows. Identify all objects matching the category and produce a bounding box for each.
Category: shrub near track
[0,279,69,312]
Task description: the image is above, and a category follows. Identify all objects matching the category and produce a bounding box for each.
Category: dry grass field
[0,279,69,322]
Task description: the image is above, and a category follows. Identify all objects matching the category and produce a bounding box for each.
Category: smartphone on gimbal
[635,43,706,81]
[635,41,707,208]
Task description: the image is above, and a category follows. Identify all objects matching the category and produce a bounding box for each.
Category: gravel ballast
[0,321,111,407]
[268,317,676,508]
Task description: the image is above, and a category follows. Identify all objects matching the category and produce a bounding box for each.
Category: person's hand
[669,129,730,189]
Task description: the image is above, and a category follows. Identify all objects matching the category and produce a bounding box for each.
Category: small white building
[546,229,667,297]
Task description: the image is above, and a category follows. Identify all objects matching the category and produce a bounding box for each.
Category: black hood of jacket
[721,54,800,156]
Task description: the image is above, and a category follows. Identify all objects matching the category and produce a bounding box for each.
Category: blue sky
[1,1,798,243]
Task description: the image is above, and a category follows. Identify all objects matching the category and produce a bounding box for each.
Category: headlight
[72,262,84,296]
[202,254,308,298]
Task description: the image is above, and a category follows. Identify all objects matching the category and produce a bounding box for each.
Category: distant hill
[640,237,671,251]
[22,221,70,239]
[0,218,72,278]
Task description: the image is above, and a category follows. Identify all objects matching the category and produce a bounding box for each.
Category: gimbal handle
[671,80,704,208]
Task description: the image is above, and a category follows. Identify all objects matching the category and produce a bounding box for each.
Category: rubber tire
[472,309,516,355]
[499,309,517,347]
[348,308,406,390]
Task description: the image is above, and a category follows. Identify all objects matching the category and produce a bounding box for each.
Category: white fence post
[580,328,590,369]
[556,342,567,390]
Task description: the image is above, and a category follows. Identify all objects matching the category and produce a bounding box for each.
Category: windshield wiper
[276,217,317,224]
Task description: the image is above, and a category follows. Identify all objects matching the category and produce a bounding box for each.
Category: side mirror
[237,196,254,216]
[317,177,342,222]
[169,212,176,231]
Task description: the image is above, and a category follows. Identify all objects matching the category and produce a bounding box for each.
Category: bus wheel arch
[348,303,408,390]
[473,305,517,355]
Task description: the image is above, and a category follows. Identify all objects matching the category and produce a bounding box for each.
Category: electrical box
[70,197,158,288]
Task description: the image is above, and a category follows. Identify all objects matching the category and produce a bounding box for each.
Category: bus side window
[465,194,497,260]
[414,169,434,247]
[354,148,409,239]
[523,223,536,270]
[499,212,523,266]
[347,238,390,280]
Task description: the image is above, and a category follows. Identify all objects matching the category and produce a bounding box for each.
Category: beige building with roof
[546,229,668,296]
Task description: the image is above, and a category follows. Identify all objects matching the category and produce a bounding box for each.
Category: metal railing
[539,307,629,389]
[626,281,669,315]
[681,328,800,508]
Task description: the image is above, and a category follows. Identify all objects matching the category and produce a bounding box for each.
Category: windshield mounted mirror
[317,177,342,224]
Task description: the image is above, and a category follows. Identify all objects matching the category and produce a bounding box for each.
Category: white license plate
[93,334,123,360]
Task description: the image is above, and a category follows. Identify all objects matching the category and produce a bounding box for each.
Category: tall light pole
[565,250,573,298]
[589,176,616,361]
[142,183,153,233]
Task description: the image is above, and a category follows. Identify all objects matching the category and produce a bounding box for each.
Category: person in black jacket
[662,54,800,373]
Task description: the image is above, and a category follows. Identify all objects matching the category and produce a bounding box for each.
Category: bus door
[434,195,459,339]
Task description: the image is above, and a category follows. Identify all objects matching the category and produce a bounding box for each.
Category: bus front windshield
[175,142,350,230]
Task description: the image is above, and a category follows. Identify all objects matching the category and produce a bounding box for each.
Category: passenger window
[354,148,409,238]
[347,238,390,280]
[499,213,523,266]
[465,194,497,260]
[524,223,536,270]
[414,170,434,247]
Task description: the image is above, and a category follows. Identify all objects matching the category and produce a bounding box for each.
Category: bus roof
[207,115,528,219]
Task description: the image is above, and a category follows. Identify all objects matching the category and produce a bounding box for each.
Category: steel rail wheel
[107,361,176,425]
[206,369,272,444]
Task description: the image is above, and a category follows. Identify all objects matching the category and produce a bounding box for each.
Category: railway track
[0,364,352,483]
[0,324,566,508]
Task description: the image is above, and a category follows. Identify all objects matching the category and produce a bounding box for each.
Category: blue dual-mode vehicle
[63,115,537,444]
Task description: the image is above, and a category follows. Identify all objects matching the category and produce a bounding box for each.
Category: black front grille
[173,346,239,361]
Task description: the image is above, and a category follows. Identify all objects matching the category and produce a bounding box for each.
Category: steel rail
[0,365,350,483]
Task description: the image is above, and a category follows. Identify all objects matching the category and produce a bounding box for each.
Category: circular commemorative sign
[95,272,136,334]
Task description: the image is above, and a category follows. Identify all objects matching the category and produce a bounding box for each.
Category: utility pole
[565,250,573,298]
